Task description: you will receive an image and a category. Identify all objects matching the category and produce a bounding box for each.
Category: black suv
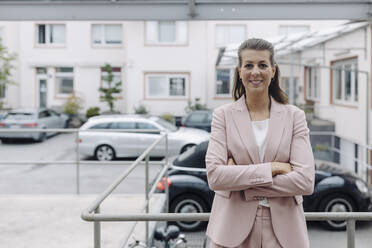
[156,141,372,232]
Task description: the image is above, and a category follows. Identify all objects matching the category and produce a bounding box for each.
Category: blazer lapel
[232,96,260,164]
[263,97,286,163]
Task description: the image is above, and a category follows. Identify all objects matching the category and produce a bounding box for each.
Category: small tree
[99,63,122,113]
[0,38,17,109]
[63,92,83,116]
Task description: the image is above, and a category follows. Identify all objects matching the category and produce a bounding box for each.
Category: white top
[251,119,270,207]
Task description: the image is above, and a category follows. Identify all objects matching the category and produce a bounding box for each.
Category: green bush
[63,93,83,115]
[160,113,175,124]
[134,104,149,114]
[86,107,100,119]
[185,97,208,113]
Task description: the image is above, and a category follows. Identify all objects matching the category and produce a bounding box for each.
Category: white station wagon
[79,115,210,161]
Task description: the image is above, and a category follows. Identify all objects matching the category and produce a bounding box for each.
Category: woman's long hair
[232,38,288,104]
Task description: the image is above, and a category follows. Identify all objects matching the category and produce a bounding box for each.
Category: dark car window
[39,110,51,118]
[89,122,112,129]
[113,122,136,129]
[5,112,35,120]
[173,141,209,169]
[187,113,206,123]
[49,110,59,116]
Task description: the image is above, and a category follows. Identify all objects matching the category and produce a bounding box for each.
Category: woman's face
[238,49,276,96]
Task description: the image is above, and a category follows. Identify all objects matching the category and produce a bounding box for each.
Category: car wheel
[318,193,356,231]
[95,145,116,161]
[169,194,208,232]
[180,144,195,154]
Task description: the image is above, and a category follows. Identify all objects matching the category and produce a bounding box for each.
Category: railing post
[94,206,101,248]
[145,154,150,247]
[165,132,169,213]
[347,219,355,248]
[76,130,80,195]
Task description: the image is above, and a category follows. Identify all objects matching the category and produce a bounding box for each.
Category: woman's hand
[227,157,236,165]
[271,162,292,176]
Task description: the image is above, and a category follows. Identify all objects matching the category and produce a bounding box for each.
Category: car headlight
[355,179,369,194]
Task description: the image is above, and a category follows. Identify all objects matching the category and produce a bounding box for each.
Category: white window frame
[332,58,358,106]
[145,73,189,99]
[36,23,66,47]
[55,67,74,97]
[92,24,123,47]
[215,67,234,97]
[305,65,320,101]
[101,67,122,98]
[215,24,246,48]
[145,21,188,45]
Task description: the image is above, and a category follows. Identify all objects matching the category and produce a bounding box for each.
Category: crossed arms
[205,107,315,198]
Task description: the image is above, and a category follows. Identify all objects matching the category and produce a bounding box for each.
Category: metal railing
[1,128,372,247]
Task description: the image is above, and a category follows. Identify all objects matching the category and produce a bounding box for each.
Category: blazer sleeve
[244,109,315,197]
[206,107,273,191]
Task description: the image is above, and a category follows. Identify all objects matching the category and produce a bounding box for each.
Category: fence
[0,128,372,247]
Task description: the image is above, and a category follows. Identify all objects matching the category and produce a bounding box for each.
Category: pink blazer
[206,96,315,248]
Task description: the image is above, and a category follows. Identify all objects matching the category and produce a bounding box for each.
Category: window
[101,67,122,97]
[37,24,66,45]
[137,122,159,130]
[145,73,189,99]
[305,66,320,100]
[55,67,74,95]
[38,110,51,118]
[92,24,122,45]
[90,123,112,129]
[113,122,136,129]
[145,21,187,45]
[332,58,358,104]
[216,68,233,96]
[215,25,246,48]
[278,25,310,36]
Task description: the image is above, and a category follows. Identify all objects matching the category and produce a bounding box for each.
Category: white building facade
[0,20,343,116]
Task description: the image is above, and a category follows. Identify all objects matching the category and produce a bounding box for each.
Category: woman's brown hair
[232,38,288,104]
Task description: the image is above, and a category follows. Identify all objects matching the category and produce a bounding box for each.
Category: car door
[136,121,162,157]
[111,121,139,157]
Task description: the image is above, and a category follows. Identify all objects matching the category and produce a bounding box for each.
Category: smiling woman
[206,38,314,248]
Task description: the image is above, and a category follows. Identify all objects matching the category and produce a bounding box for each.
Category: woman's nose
[251,65,260,75]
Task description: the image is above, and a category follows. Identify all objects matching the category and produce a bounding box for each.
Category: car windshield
[5,112,35,120]
[155,118,178,132]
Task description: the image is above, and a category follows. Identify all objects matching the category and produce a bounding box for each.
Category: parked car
[182,110,212,132]
[78,115,210,161]
[0,108,69,143]
[156,141,372,232]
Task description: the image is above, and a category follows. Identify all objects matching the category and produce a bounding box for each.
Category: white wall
[16,21,126,113]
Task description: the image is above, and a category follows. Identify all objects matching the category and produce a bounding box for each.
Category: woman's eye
[245,64,253,68]
[259,64,268,68]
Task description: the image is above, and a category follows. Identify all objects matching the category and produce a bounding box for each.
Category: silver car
[79,115,210,161]
[0,108,69,143]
